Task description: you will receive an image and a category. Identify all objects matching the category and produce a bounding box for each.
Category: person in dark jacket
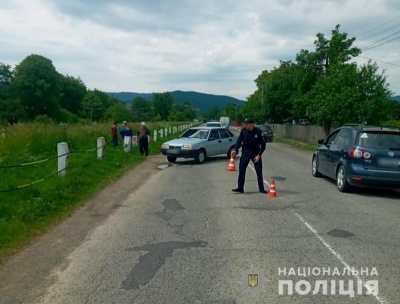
[232,118,267,194]
[137,122,151,156]
[111,122,119,147]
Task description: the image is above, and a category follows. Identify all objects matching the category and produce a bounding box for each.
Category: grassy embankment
[0,122,189,262]
[274,136,318,152]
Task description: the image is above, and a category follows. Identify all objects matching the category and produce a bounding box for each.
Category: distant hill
[108,90,245,113]
[392,95,400,101]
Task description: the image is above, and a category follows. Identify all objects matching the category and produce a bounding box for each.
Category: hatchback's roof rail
[342,123,363,128]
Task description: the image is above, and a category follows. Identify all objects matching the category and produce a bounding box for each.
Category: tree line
[237,25,400,134]
[0,55,198,124]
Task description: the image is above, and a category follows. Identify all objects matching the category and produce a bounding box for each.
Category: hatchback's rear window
[258,126,271,132]
[356,132,400,149]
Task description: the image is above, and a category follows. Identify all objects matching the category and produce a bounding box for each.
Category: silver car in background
[160,127,238,164]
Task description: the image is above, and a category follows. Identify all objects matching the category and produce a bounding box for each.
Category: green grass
[274,136,318,152]
[0,121,191,261]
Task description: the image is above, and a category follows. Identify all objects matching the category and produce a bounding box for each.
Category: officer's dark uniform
[233,119,267,193]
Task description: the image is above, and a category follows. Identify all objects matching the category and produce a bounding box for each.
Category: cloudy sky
[0,0,399,100]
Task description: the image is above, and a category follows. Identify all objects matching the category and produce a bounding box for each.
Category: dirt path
[0,154,169,304]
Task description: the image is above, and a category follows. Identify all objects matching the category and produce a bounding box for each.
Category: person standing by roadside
[232,118,267,194]
[137,122,151,156]
[122,121,133,149]
[119,121,127,142]
[111,122,119,147]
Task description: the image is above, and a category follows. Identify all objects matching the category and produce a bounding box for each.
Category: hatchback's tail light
[349,148,371,159]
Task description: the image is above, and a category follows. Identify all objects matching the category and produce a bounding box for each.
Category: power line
[359,55,400,67]
[357,15,400,37]
[362,30,400,50]
[362,35,400,51]
[358,22,400,43]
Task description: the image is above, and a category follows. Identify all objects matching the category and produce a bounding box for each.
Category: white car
[160,127,238,164]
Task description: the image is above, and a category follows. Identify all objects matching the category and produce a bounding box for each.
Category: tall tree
[0,99,26,124]
[102,102,132,122]
[12,54,61,118]
[298,25,362,133]
[0,63,13,100]
[131,96,152,122]
[152,92,173,121]
[59,75,87,114]
[79,91,104,121]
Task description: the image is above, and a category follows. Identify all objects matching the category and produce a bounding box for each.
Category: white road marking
[249,165,271,187]
[291,211,388,304]
[247,166,389,303]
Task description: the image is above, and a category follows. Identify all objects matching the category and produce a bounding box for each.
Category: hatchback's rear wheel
[336,165,352,192]
[312,156,322,177]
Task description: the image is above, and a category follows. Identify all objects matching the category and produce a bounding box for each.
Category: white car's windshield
[189,129,210,139]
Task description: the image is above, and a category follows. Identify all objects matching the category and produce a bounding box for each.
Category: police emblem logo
[255,134,258,138]
[248,274,258,288]
[238,265,267,297]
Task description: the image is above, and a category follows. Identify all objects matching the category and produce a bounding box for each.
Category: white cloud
[0,0,399,99]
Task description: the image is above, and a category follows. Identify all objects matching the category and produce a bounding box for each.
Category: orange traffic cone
[227,152,237,171]
[268,180,279,198]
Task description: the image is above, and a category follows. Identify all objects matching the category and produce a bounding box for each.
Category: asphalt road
[1,139,399,304]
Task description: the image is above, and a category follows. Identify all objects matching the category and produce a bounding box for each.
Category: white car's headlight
[181,145,192,150]
[162,144,169,149]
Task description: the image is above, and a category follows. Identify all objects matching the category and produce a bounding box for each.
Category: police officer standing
[232,118,268,194]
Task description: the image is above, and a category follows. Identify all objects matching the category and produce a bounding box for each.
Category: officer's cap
[244,118,255,124]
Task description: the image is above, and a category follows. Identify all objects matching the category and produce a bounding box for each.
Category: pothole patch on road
[327,229,355,238]
[157,163,170,170]
[123,240,208,291]
[271,176,286,181]
[162,198,185,210]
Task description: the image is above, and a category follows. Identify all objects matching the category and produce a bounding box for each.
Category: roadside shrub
[381,120,400,130]
[34,114,53,124]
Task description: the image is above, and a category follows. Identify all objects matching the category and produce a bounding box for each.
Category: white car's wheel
[195,149,206,164]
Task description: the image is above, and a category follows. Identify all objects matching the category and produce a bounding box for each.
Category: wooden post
[97,137,106,159]
[57,142,69,176]
[154,130,157,142]
[124,136,132,152]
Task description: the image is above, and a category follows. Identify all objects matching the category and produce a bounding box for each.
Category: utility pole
[235,105,237,122]
[260,81,266,122]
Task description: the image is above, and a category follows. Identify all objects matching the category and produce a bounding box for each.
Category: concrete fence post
[1,130,5,139]
[165,127,168,137]
[124,136,132,152]
[57,142,69,176]
[154,130,157,142]
[160,129,164,138]
[97,137,106,159]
